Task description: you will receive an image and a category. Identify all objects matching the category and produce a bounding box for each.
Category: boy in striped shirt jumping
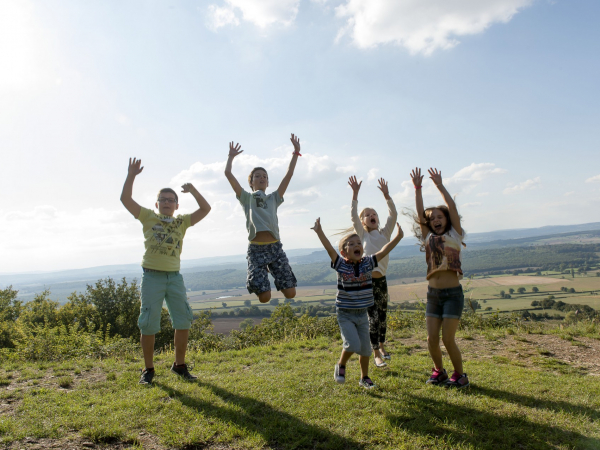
[311,218,403,388]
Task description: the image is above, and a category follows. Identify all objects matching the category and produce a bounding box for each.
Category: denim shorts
[426,285,464,320]
[336,308,372,356]
[138,270,194,335]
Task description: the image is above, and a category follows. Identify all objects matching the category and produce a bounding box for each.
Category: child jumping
[121,158,211,385]
[347,175,398,368]
[410,167,469,388]
[224,134,301,303]
[311,217,403,389]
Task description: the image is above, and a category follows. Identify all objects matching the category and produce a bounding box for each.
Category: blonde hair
[248,167,268,191]
[335,207,379,237]
[338,233,360,255]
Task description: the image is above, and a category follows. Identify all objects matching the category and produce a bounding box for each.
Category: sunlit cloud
[503,177,541,194]
[335,0,533,54]
[585,174,600,183]
[207,0,300,29]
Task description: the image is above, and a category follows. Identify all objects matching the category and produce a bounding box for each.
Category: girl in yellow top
[410,167,469,389]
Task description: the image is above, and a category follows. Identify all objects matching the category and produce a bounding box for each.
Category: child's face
[341,236,364,263]
[156,192,179,216]
[429,209,447,235]
[251,170,269,191]
[362,208,379,231]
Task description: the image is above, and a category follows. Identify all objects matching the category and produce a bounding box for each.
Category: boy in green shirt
[121,157,211,384]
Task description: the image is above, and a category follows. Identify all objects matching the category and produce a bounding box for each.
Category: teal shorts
[138,270,194,335]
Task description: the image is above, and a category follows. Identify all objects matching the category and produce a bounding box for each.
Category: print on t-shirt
[253,193,268,209]
[426,234,461,275]
[149,215,185,258]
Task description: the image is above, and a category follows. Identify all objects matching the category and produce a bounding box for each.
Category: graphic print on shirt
[253,193,268,209]
[426,234,461,274]
[149,215,185,258]
[341,271,370,287]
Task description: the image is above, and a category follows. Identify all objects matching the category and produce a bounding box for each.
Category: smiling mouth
[353,249,361,257]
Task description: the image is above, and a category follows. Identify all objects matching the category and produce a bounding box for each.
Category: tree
[499,290,506,297]
[270,298,280,306]
[244,300,252,307]
[517,287,526,294]
[221,302,227,308]
[532,287,539,293]
[239,318,255,331]
[568,288,576,294]
[509,288,515,294]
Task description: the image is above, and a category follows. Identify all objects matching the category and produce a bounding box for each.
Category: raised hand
[229,142,243,159]
[348,175,362,194]
[377,178,389,196]
[311,217,322,233]
[181,182,196,194]
[128,158,144,177]
[428,168,443,187]
[394,223,404,241]
[410,167,423,188]
[290,134,301,156]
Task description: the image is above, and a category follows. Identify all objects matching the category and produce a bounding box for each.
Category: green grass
[1,335,599,449]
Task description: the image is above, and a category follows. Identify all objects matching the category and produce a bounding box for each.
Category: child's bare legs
[441,318,463,374]
[141,334,155,369]
[359,355,370,378]
[257,287,296,304]
[257,291,271,303]
[174,329,189,366]
[426,317,444,370]
[373,348,385,366]
[379,343,387,355]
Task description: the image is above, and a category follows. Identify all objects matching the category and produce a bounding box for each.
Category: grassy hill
[1,316,599,449]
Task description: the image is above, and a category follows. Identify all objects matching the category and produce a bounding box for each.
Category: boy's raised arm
[428,168,462,236]
[182,183,211,226]
[120,158,143,219]
[374,223,403,262]
[277,133,301,198]
[311,218,338,264]
[224,142,243,198]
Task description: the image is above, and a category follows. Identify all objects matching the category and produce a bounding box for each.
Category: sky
[1,0,599,273]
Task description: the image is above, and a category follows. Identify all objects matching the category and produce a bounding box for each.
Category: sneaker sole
[334,377,345,384]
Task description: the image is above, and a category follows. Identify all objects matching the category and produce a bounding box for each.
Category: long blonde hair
[335,207,380,236]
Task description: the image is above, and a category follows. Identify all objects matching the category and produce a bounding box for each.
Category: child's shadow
[155,381,365,449]
[386,388,600,449]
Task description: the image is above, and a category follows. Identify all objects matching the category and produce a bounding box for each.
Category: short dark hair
[157,188,178,203]
[248,167,268,191]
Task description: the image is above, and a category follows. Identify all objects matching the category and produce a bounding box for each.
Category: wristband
[415,186,422,189]
[293,151,302,156]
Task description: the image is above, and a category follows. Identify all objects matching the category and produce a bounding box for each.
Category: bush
[532,287,539,293]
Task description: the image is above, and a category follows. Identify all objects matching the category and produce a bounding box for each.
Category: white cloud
[367,168,379,181]
[208,0,300,29]
[586,174,600,183]
[449,163,507,182]
[207,4,240,30]
[476,192,490,197]
[335,0,533,54]
[461,202,482,208]
[503,177,541,194]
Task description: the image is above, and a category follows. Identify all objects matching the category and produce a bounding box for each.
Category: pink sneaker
[446,371,470,388]
[426,368,448,385]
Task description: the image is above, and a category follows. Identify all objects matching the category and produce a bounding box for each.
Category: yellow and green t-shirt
[138,207,192,272]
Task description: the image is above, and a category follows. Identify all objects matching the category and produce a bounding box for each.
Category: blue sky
[1,0,599,273]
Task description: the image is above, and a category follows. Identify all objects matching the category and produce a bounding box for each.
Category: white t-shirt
[238,189,284,241]
[425,226,464,280]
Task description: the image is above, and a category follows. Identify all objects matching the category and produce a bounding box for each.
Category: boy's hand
[410,167,423,188]
[290,134,301,156]
[229,142,243,159]
[128,158,144,177]
[428,168,443,187]
[348,175,362,194]
[377,178,389,196]
[181,183,197,194]
[311,217,322,233]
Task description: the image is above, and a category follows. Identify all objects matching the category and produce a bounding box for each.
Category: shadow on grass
[387,391,600,449]
[156,381,365,449]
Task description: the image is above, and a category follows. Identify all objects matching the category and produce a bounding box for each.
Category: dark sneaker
[170,363,197,380]
[139,368,154,385]
[446,372,469,389]
[334,364,346,384]
[359,376,376,389]
[426,368,448,385]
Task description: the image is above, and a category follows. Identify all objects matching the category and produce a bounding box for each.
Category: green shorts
[138,270,194,335]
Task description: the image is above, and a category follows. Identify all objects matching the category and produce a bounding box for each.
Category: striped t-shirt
[332,255,378,309]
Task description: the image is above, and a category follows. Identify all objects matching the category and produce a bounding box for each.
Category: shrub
[532,287,539,293]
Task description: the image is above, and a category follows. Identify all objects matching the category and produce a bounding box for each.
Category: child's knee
[258,291,271,303]
[282,287,296,298]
